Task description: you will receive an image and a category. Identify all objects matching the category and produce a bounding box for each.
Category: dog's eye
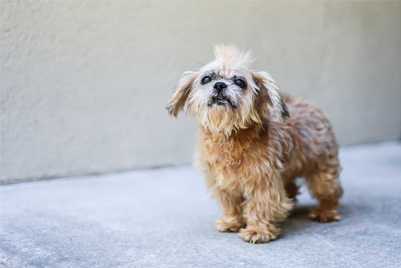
[235,79,246,89]
[201,76,212,85]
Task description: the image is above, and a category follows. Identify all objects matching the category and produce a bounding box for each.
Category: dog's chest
[199,133,263,187]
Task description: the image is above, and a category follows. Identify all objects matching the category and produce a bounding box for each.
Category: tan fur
[167,45,343,243]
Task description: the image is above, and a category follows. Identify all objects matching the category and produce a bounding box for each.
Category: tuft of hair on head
[213,44,254,69]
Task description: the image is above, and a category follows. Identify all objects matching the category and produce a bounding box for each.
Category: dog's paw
[238,226,277,244]
[308,209,341,223]
[215,217,245,233]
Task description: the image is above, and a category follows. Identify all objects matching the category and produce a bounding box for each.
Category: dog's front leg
[213,188,245,233]
[239,176,293,243]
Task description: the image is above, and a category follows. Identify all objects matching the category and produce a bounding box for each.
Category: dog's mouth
[208,96,237,109]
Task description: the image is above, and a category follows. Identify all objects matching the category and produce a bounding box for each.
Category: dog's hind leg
[305,156,343,222]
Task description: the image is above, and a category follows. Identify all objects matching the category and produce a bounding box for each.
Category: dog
[167,45,343,244]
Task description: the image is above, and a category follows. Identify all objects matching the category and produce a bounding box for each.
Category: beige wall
[1,1,401,184]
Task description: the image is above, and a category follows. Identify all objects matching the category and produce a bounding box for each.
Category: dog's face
[168,45,289,135]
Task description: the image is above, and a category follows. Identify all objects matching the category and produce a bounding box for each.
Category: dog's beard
[204,106,237,135]
[188,94,264,136]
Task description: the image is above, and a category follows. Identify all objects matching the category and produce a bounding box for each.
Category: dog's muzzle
[208,94,236,109]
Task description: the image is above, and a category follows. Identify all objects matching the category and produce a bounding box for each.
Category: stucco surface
[1,1,401,183]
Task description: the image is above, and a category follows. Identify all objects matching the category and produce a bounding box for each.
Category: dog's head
[167,45,289,135]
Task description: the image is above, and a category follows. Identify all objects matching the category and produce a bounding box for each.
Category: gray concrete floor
[1,142,401,268]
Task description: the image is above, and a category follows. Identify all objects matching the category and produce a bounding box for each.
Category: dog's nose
[213,82,227,93]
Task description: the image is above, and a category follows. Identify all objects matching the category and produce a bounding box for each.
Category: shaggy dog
[167,45,343,244]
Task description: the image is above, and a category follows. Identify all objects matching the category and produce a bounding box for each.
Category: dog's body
[168,45,343,243]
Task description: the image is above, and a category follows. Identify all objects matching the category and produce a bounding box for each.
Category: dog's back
[269,95,343,222]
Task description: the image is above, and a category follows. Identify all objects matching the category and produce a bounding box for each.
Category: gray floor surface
[1,142,401,268]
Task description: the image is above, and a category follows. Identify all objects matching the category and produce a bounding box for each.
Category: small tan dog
[167,45,343,244]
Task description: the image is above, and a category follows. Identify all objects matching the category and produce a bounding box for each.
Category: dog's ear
[252,71,289,122]
[167,71,198,117]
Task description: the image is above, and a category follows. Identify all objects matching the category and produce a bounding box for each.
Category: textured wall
[1,1,401,184]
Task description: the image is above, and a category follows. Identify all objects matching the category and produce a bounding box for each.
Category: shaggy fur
[167,45,343,244]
